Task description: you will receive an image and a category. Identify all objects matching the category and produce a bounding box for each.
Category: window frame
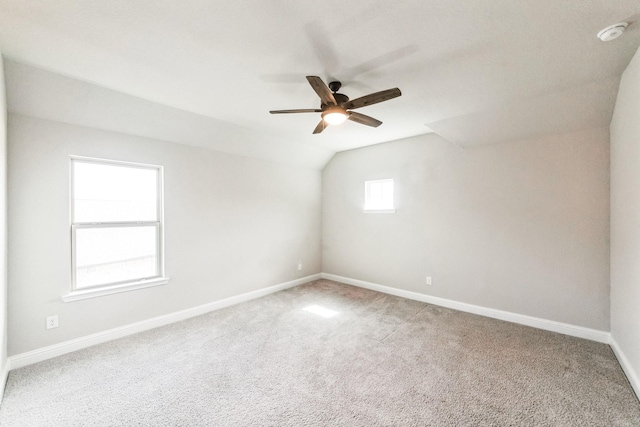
[363,178,396,213]
[64,156,169,302]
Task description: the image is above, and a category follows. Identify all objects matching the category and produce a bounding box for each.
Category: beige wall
[610,45,640,394]
[323,129,610,330]
[7,114,322,355]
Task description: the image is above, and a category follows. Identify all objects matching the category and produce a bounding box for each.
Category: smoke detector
[597,22,629,42]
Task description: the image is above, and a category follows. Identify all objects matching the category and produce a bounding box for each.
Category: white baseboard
[0,358,8,405]
[610,337,640,400]
[8,274,321,371]
[4,272,618,382]
[322,273,611,344]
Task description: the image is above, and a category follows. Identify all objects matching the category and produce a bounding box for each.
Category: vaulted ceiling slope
[1,1,639,164]
[3,60,335,170]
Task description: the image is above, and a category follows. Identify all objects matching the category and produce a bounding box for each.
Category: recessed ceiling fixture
[270,76,401,134]
[597,22,628,42]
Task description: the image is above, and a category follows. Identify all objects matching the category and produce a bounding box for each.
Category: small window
[65,157,168,301]
[364,178,395,213]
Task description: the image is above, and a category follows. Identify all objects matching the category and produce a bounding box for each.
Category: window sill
[62,277,170,302]
[363,209,396,214]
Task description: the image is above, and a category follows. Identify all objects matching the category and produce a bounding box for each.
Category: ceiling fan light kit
[270,76,401,134]
[322,106,348,125]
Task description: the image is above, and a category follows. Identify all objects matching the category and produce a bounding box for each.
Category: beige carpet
[1,279,639,426]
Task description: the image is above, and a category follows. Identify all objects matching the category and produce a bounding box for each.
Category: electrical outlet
[297,262,303,271]
[426,276,432,286]
[46,315,59,330]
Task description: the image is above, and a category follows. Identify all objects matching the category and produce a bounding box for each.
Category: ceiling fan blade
[306,76,337,106]
[348,112,382,127]
[312,119,327,134]
[344,88,401,110]
[270,109,322,114]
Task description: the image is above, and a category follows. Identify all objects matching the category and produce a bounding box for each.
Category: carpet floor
[1,279,639,426]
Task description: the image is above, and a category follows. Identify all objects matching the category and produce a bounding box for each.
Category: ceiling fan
[270,76,401,134]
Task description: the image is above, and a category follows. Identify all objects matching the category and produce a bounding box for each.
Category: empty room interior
[1,1,640,425]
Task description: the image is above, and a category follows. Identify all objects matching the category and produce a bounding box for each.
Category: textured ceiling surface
[0,1,639,162]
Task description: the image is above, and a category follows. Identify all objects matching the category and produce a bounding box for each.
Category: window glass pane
[382,181,393,198]
[365,179,394,210]
[73,161,158,222]
[371,182,383,199]
[75,226,158,288]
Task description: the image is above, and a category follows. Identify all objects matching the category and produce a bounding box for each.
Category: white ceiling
[1,1,639,165]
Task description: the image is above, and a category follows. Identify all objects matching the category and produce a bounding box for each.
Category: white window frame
[64,156,169,302]
[363,178,396,213]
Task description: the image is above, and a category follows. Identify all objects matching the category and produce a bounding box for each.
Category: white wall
[323,129,610,330]
[610,45,640,395]
[7,114,322,355]
[0,54,8,392]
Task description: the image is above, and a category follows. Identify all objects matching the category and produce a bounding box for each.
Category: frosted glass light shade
[322,107,348,125]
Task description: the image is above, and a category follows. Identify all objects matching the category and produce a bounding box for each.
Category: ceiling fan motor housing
[321,81,349,108]
[330,93,349,108]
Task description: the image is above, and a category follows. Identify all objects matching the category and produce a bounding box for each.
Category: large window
[66,157,168,301]
[364,178,395,213]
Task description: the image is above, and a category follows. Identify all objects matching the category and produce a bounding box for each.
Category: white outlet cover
[46,315,59,329]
